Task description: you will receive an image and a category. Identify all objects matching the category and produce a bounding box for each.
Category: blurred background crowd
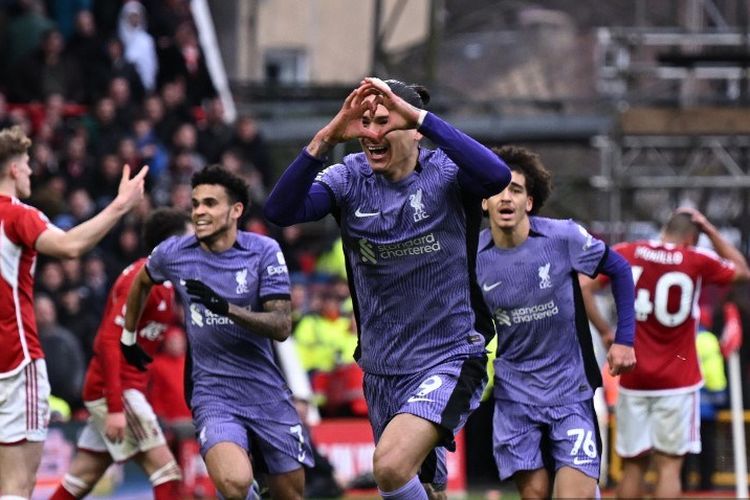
[0,0,357,424]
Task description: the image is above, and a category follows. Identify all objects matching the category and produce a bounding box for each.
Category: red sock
[154,479,181,500]
[49,484,77,500]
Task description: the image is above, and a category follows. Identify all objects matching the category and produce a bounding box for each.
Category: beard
[196,215,233,245]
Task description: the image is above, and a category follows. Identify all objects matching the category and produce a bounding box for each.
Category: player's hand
[606,343,636,376]
[360,77,422,138]
[113,164,149,212]
[314,85,381,146]
[185,279,229,316]
[675,206,712,233]
[120,342,153,372]
[105,412,127,443]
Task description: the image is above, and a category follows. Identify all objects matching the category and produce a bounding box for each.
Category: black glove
[185,279,229,316]
[120,343,153,372]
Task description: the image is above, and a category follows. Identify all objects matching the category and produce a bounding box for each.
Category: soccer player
[121,165,312,500]
[49,208,191,500]
[0,125,147,499]
[263,77,511,499]
[581,207,750,498]
[476,145,636,499]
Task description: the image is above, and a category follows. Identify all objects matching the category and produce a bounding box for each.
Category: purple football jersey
[476,217,606,405]
[147,231,292,407]
[316,147,491,375]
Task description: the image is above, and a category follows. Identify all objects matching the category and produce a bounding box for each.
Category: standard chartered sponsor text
[377,233,442,259]
[511,300,559,323]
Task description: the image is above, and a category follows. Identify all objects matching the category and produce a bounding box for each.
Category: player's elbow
[733,264,750,283]
[262,203,293,227]
[273,319,292,342]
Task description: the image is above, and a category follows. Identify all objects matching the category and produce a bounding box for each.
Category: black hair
[191,164,250,214]
[384,79,430,108]
[142,207,191,249]
[493,145,552,215]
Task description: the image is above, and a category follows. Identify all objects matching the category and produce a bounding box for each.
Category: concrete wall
[209,0,429,84]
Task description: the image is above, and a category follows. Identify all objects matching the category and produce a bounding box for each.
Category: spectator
[4,0,55,67]
[197,97,232,163]
[11,27,84,103]
[83,96,125,159]
[157,20,215,106]
[53,187,95,230]
[35,293,86,410]
[64,10,102,103]
[228,114,274,189]
[59,133,94,192]
[108,76,137,130]
[92,37,145,103]
[132,114,169,179]
[57,285,100,363]
[117,0,158,92]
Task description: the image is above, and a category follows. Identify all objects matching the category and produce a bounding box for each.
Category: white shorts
[0,359,50,443]
[615,390,700,457]
[79,388,166,462]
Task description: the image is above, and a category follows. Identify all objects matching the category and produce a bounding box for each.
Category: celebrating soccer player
[0,125,147,499]
[121,165,311,499]
[476,146,636,499]
[264,77,511,499]
[582,207,750,498]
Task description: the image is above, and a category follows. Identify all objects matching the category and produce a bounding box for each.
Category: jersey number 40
[631,266,694,327]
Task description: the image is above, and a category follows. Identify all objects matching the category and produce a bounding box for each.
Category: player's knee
[213,474,253,500]
[372,449,412,489]
[148,459,182,486]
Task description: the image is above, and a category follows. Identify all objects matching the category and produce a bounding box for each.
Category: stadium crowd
[0,0,353,420]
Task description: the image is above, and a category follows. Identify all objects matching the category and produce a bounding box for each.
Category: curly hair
[493,145,552,215]
[142,207,191,249]
[191,164,250,213]
[0,126,32,172]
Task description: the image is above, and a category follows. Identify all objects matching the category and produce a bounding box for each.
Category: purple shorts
[493,398,601,480]
[193,398,314,474]
[364,354,487,486]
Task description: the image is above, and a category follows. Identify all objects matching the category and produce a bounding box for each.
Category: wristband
[416,109,428,128]
[120,328,137,346]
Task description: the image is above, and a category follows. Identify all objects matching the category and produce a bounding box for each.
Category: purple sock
[379,475,428,499]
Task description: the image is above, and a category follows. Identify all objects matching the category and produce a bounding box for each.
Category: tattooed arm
[227,299,293,342]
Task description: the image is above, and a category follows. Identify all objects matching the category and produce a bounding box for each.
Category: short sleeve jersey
[612,240,735,394]
[476,217,606,406]
[316,147,492,375]
[83,258,176,412]
[0,195,53,377]
[146,231,292,407]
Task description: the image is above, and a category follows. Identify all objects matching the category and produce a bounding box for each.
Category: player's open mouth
[497,207,515,220]
[367,144,388,160]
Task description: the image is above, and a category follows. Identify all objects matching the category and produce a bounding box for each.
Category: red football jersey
[0,195,52,377]
[612,240,735,393]
[83,258,176,412]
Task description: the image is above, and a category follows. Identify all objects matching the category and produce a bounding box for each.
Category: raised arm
[265,83,379,226]
[679,207,750,282]
[35,165,148,259]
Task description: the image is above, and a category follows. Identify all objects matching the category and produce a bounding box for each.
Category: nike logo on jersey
[355,208,380,218]
[573,457,593,465]
[406,396,434,403]
[157,300,167,311]
[482,281,502,292]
